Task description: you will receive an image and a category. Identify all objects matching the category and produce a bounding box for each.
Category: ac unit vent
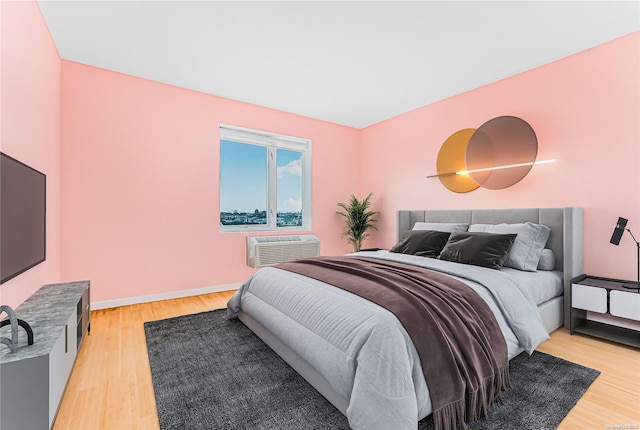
[255,235,302,243]
[246,234,320,268]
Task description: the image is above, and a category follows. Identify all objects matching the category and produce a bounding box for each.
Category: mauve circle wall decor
[436,129,479,193]
[431,116,540,192]
[466,116,538,190]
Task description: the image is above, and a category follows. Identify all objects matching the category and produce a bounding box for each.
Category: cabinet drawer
[572,284,607,313]
[610,290,640,321]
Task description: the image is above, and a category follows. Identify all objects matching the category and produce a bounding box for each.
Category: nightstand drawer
[572,284,607,313]
[610,290,640,321]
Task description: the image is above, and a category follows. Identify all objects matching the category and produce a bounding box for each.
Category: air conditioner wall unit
[246,234,320,268]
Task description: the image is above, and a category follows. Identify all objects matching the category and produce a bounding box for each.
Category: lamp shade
[610,217,628,245]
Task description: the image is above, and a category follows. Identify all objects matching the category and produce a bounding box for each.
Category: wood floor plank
[53,291,640,429]
[537,329,640,429]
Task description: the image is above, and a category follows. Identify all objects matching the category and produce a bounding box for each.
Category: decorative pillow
[412,222,469,233]
[537,249,556,271]
[390,230,451,258]
[438,232,517,270]
[467,222,551,271]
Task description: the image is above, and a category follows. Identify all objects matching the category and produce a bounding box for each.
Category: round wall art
[435,128,479,193]
[431,116,547,193]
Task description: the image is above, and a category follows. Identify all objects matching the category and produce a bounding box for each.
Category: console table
[0,280,90,430]
[571,274,640,348]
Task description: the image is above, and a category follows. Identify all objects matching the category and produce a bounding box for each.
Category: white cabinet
[610,290,640,321]
[48,313,77,425]
[571,284,607,313]
[570,275,639,348]
[0,280,90,430]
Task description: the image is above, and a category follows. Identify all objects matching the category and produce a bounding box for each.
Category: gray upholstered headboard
[396,207,583,328]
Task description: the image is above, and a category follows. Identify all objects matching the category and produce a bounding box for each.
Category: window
[219,124,312,232]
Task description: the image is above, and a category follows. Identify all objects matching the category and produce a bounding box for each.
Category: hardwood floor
[53,291,639,429]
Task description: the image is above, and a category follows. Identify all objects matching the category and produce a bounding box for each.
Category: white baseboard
[92,282,242,310]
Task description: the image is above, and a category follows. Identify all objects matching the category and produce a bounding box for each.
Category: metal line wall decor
[427,116,555,193]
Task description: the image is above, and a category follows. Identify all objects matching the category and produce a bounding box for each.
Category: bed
[227,207,583,429]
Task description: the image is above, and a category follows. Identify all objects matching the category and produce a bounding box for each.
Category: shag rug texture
[144,309,599,430]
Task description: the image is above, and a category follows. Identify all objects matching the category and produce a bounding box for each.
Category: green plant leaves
[336,193,379,252]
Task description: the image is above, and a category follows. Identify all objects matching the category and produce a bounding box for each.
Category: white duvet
[227,251,552,430]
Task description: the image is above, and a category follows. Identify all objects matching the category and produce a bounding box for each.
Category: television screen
[1,152,46,284]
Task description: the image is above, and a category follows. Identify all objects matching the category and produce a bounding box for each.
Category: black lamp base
[621,281,640,291]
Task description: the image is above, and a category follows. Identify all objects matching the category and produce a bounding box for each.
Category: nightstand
[570,274,640,348]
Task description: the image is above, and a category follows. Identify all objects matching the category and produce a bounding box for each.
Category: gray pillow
[537,249,556,271]
[468,222,551,271]
[412,222,469,233]
[438,231,517,270]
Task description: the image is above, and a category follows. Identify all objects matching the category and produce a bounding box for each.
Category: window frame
[219,124,312,233]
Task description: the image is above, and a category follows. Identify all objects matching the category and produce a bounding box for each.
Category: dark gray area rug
[144,309,600,430]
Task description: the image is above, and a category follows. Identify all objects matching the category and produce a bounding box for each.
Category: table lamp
[610,217,640,291]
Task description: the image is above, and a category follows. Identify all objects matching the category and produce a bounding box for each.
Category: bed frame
[238,207,583,417]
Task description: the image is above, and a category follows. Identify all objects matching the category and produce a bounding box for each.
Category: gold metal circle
[436,129,479,193]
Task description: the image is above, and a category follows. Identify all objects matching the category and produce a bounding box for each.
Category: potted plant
[336,193,379,252]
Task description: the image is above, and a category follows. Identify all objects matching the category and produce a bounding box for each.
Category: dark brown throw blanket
[276,256,509,430]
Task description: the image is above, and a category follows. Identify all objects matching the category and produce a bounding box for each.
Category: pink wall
[4,2,637,307]
[0,1,62,308]
[360,31,640,282]
[60,62,360,303]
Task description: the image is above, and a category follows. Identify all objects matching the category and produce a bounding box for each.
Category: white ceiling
[38,1,639,129]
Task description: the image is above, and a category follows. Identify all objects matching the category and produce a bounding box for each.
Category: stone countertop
[1,280,90,363]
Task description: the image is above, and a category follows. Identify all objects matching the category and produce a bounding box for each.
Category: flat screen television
[1,152,46,284]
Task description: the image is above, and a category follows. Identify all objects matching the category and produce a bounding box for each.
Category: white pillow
[412,222,469,233]
[537,249,556,271]
[468,222,551,271]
